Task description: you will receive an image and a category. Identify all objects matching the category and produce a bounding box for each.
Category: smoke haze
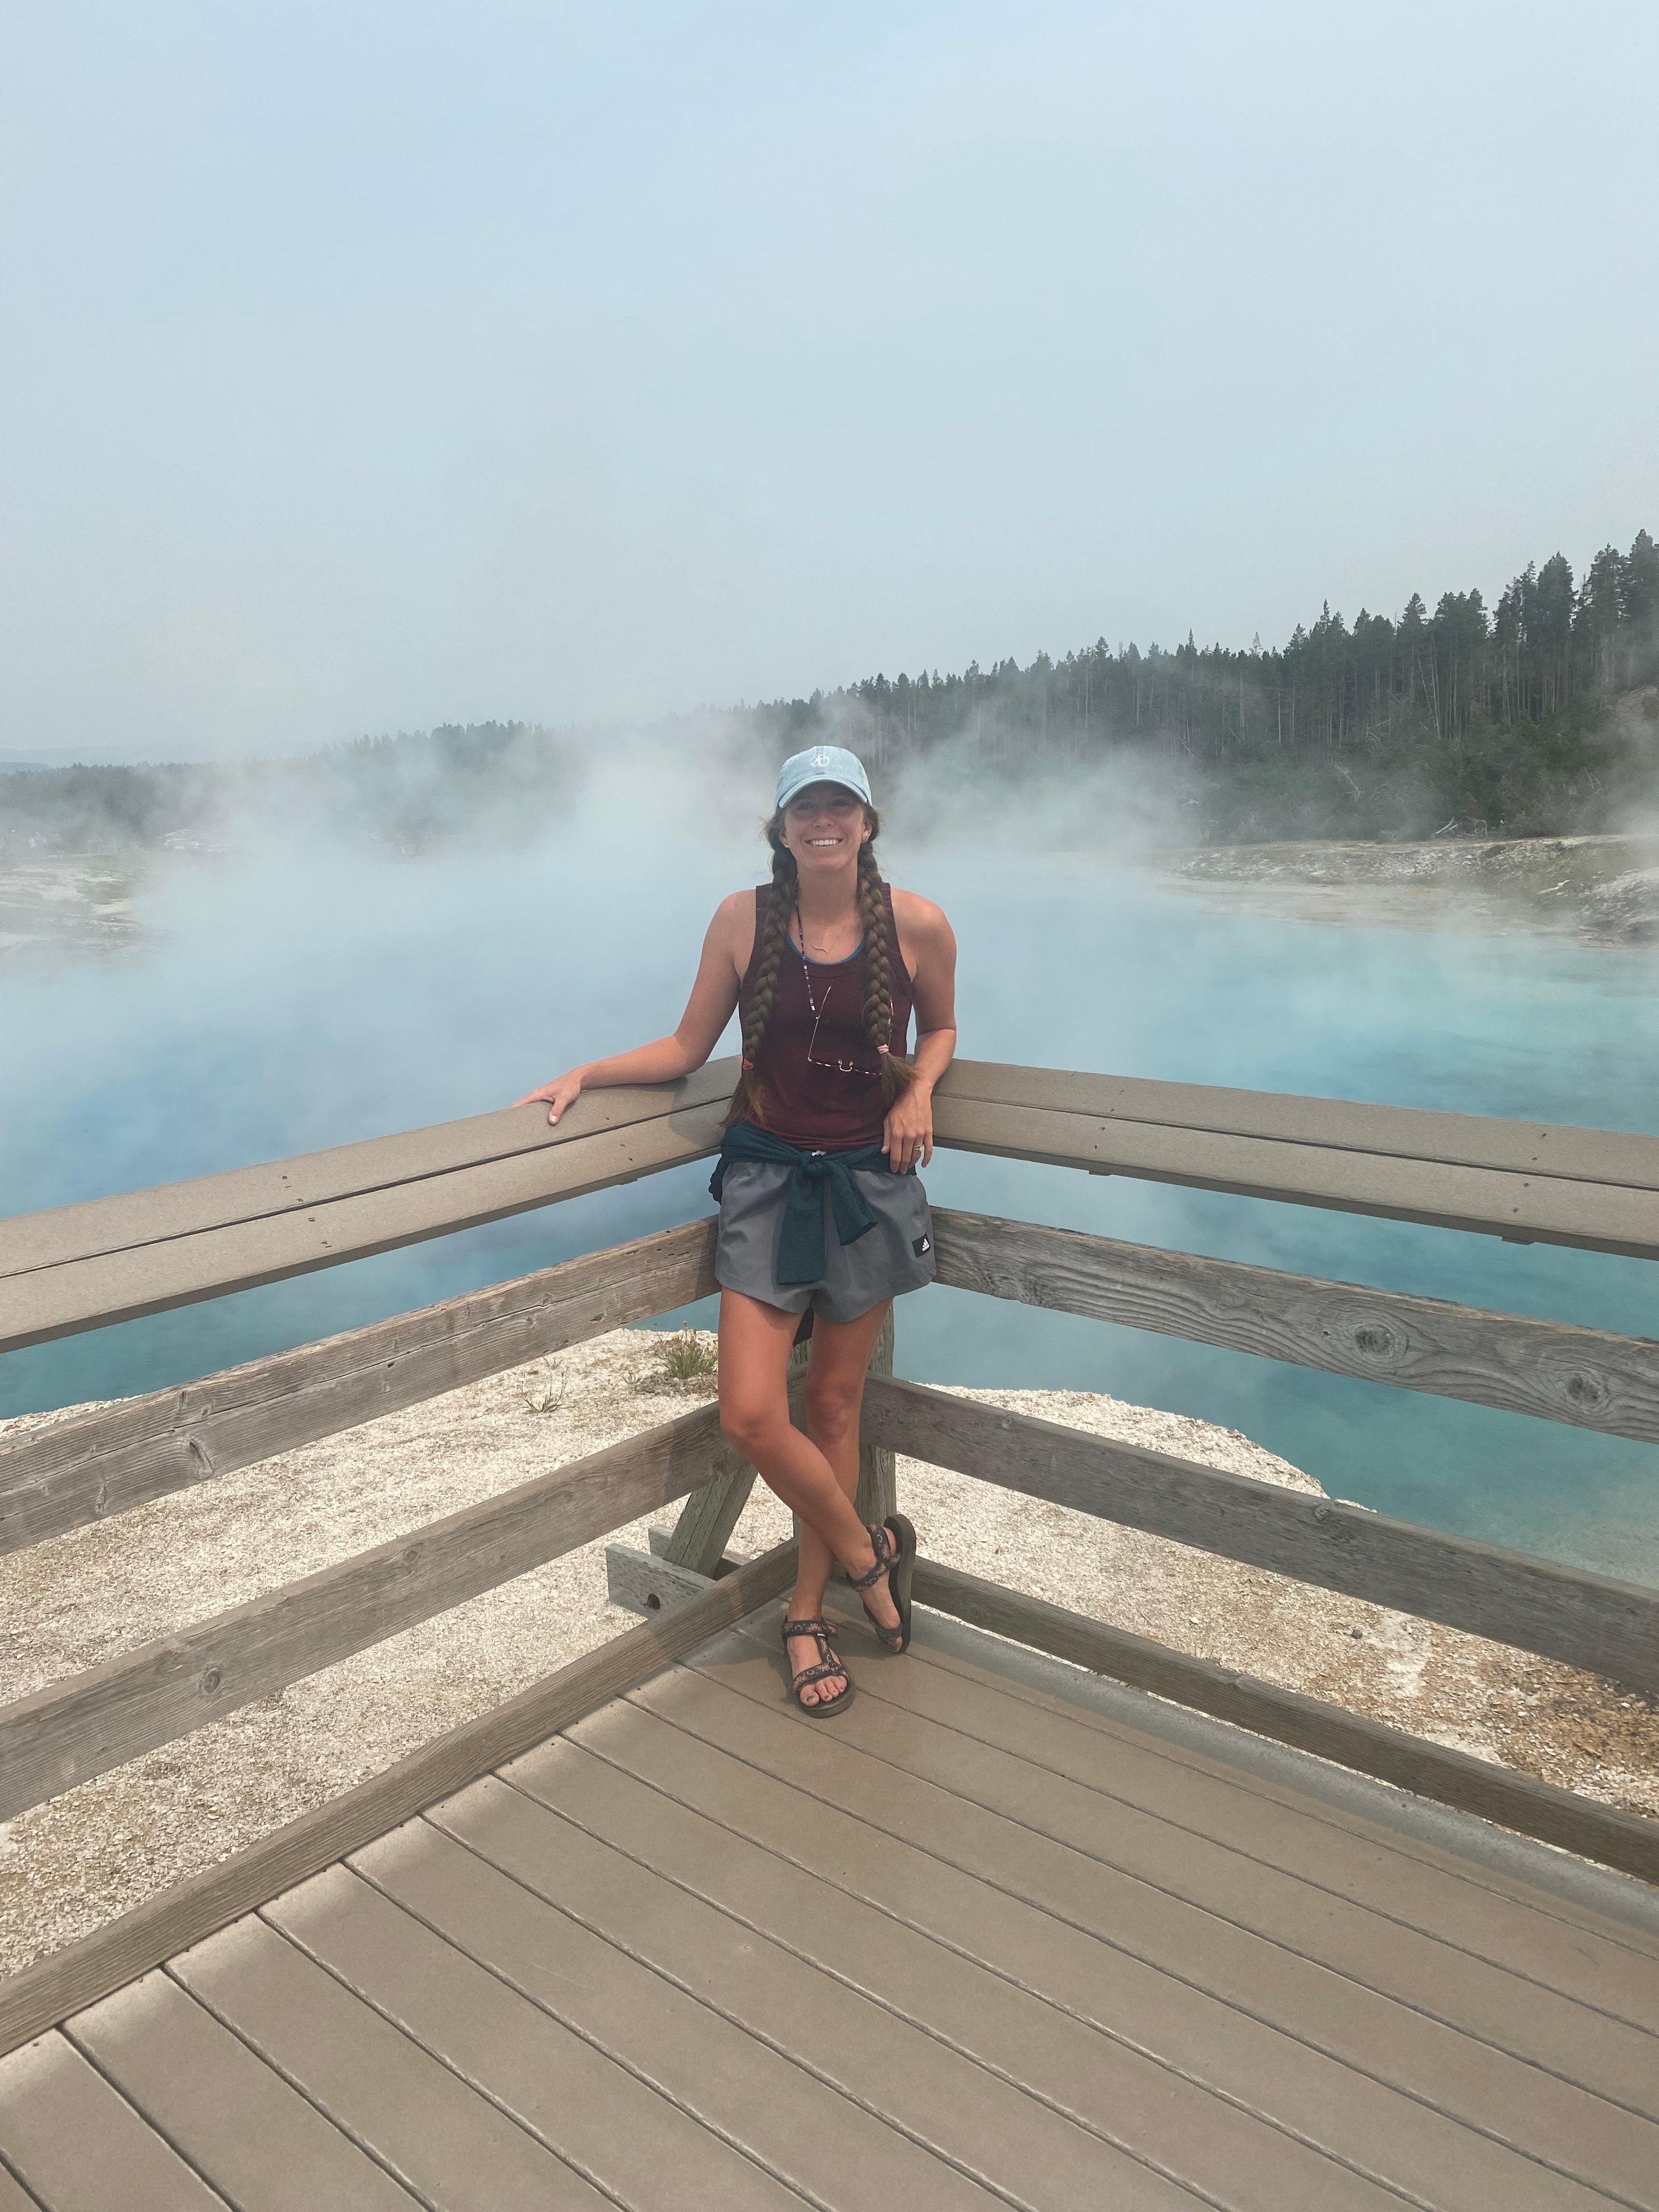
[4,4,1659,761]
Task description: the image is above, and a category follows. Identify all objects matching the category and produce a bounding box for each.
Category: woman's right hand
[512,1068,585,1125]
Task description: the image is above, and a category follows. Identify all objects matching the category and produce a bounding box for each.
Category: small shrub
[659,1327,718,1383]
[521,1364,567,1417]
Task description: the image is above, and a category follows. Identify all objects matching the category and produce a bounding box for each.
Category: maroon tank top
[738,881,915,1149]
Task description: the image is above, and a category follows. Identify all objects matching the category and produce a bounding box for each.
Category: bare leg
[794,1299,895,1631]
[718,1289,900,1705]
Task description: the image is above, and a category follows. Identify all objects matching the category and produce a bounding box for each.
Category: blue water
[5,830,1658,1585]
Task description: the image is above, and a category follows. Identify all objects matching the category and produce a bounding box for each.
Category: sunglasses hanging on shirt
[793,905,879,1077]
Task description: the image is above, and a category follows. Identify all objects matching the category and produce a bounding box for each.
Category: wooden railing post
[663,1458,759,1577]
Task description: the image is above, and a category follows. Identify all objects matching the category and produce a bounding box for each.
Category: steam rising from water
[4,724,1659,1584]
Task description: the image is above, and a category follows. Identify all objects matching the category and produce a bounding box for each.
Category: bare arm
[883,892,958,1169]
[513,895,751,1124]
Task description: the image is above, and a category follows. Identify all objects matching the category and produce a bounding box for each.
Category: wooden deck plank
[815,1601,1659,2033]
[910,1554,1659,1888]
[266,1863,806,2212]
[7,1601,1658,2212]
[509,1726,1596,2212]
[585,1691,1630,2212]
[635,1655,1659,2199]
[349,1813,1002,2212]
[0,2160,40,2210]
[66,1969,418,2210]
[170,1914,611,2211]
[427,1773,1214,2210]
[689,1623,1659,2116]
[0,2032,230,2211]
[874,1599,1659,1963]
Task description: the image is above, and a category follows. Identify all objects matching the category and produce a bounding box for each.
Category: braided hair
[855,835,920,1110]
[724,803,918,1129]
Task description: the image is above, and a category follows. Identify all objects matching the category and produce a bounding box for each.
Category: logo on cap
[810,748,833,770]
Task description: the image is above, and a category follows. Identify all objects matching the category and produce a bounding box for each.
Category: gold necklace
[795,904,856,959]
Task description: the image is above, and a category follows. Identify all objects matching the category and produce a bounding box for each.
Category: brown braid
[856,837,919,1109]
[723,820,798,1128]
[725,802,917,1128]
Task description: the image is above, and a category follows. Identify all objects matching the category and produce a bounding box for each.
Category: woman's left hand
[882,1084,934,1172]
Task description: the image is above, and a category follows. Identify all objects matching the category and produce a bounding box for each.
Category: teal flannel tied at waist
[709,1122,900,1284]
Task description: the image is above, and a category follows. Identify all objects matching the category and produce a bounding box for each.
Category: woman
[516,744,957,1716]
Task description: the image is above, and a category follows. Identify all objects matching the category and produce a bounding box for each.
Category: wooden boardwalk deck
[3,1601,1658,2212]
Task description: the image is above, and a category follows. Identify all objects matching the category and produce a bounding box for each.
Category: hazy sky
[3,1,1656,760]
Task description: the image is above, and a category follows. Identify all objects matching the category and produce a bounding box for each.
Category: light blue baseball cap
[775,744,873,813]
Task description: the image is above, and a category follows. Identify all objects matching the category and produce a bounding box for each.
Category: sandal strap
[783,1618,845,1675]
[781,1615,849,1698]
[850,1520,906,1648]
[847,1524,894,1591]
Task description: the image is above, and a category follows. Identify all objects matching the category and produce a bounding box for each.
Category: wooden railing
[3,1056,1658,2048]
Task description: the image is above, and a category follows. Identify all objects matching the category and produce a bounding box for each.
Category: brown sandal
[781,1616,854,1718]
[848,1515,916,1653]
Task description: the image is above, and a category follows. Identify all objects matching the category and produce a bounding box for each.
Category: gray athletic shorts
[714,1161,936,1322]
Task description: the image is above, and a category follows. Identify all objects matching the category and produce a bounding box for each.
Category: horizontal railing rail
[0,1544,799,2057]
[936,1068,1659,1258]
[1,1383,794,1823]
[862,1375,1659,1695]
[931,1208,1659,1443]
[939,1063,1659,1187]
[10,1058,1659,1357]
[0,1064,737,1353]
[12,1199,1659,1566]
[2,1063,740,1282]
[8,1235,1647,1819]
[0,1220,720,1555]
[898,1564,1659,1885]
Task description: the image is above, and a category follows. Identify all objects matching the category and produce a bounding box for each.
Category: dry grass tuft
[658,1327,718,1383]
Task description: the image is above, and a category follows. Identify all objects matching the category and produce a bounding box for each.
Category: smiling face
[780,782,872,878]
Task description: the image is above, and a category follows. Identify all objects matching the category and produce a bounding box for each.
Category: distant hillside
[3,529,1656,852]
[0,723,582,858]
